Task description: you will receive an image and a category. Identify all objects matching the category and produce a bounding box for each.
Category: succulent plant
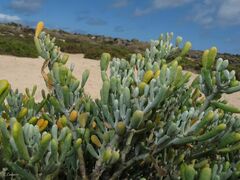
[0,21,240,179]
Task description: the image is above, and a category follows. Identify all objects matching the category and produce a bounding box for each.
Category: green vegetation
[0,35,38,58]
[57,39,133,59]
[0,34,134,60]
[1,22,240,179]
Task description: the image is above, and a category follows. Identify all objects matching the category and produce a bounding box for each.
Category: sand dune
[0,54,239,107]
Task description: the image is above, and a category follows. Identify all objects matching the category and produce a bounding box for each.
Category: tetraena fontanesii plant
[0,21,240,179]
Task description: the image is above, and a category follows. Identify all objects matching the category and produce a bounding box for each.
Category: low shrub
[0,22,240,179]
[0,36,38,58]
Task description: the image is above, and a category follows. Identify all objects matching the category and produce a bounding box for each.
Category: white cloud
[153,0,193,9]
[218,0,240,25]
[134,0,194,16]
[112,0,129,8]
[10,0,44,12]
[0,13,21,23]
[134,8,152,16]
[190,5,216,27]
[191,0,240,26]
[134,0,240,27]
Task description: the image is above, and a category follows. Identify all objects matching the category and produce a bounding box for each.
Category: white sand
[0,54,239,107]
[0,54,102,99]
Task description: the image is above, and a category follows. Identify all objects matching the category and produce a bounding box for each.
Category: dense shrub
[0,22,240,179]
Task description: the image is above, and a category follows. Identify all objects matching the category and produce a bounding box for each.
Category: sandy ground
[0,54,239,107]
[0,54,102,99]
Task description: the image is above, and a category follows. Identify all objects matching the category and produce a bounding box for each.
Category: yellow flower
[36,119,48,132]
[35,21,44,37]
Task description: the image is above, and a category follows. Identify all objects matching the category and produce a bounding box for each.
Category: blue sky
[0,0,240,54]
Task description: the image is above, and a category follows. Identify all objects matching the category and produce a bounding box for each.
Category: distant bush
[0,36,38,58]
[57,40,133,59]
[0,31,135,60]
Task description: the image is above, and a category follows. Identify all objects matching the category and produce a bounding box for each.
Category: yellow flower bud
[69,110,78,122]
[78,112,89,128]
[138,81,147,95]
[36,119,44,127]
[91,135,102,148]
[103,147,112,163]
[154,70,160,79]
[143,70,154,83]
[116,121,126,136]
[35,21,44,37]
[92,121,97,129]
[37,119,48,132]
[57,119,63,129]
[17,107,28,120]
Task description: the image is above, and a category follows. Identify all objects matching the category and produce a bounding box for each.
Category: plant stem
[199,93,216,113]
[78,146,88,180]
[109,153,148,180]
[90,159,104,180]
[41,59,53,91]
[121,131,134,162]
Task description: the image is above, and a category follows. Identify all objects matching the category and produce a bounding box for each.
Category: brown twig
[149,154,167,177]
[41,59,53,91]
[90,159,104,180]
